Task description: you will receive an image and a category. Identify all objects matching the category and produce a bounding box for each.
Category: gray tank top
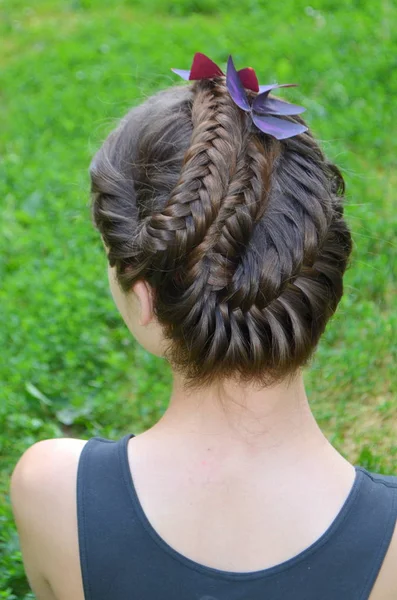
[77,433,397,599]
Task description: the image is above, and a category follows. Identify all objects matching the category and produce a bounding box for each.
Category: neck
[150,369,344,472]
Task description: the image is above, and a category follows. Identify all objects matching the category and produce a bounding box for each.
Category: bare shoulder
[10,437,88,600]
[12,435,87,471]
[10,437,88,510]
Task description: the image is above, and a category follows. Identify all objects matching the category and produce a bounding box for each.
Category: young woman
[10,54,397,600]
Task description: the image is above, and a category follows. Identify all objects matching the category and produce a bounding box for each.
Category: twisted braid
[91,82,352,389]
[137,80,246,264]
[158,124,351,385]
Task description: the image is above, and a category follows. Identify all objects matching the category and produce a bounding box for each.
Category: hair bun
[91,80,352,389]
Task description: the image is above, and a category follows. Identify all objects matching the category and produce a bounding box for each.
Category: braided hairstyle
[90,76,352,389]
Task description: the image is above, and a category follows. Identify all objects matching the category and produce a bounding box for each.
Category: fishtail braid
[90,82,353,389]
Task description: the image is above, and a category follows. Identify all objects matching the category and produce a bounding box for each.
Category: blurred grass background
[0,0,396,597]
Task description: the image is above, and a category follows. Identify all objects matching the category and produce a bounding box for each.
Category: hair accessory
[172,52,308,140]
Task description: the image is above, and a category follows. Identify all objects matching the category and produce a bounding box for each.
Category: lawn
[0,0,396,597]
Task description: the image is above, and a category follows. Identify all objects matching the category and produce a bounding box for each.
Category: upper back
[73,433,397,600]
[17,434,397,600]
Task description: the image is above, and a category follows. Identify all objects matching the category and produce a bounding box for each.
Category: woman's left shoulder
[10,437,88,501]
[10,437,89,598]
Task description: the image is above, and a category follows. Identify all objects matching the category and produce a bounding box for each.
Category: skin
[9,254,397,599]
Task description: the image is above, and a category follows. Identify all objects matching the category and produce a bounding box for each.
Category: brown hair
[90,77,352,389]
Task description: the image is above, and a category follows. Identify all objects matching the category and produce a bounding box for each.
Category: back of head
[90,73,352,389]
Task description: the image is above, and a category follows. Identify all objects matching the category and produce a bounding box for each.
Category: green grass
[0,0,396,597]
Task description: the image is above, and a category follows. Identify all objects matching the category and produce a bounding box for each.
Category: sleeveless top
[76,433,397,600]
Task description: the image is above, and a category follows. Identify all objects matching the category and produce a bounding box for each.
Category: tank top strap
[358,468,397,596]
[77,433,139,600]
[77,433,397,600]
[311,465,397,599]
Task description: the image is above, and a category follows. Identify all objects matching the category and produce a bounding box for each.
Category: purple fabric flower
[172,53,308,140]
[226,56,307,140]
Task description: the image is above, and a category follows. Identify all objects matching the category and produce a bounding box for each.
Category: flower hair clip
[172,52,308,140]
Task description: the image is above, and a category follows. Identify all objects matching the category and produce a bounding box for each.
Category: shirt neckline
[119,432,365,582]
